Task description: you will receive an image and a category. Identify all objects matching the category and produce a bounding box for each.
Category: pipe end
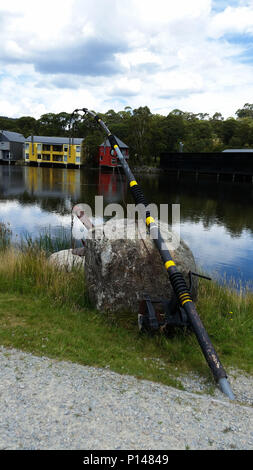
[218,377,235,400]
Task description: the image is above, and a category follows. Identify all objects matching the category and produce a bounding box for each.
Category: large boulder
[84,218,198,313]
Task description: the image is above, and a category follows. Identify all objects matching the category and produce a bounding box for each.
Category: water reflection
[98,171,127,203]
[137,172,253,288]
[0,165,252,288]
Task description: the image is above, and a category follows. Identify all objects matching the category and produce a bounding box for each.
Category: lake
[0,164,252,290]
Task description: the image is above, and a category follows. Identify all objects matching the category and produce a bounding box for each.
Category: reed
[20,226,72,255]
[0,222,12,251]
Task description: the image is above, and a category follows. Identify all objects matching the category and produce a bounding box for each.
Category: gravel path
[0,346,252,450]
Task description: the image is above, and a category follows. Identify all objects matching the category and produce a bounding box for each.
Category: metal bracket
[138,271,212,335]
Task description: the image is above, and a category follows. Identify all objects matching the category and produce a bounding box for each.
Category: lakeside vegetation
[0,225,252,390]
[1,103,253,167]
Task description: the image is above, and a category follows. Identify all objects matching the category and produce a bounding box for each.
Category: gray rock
[84,218,197,313]
[72,247,86,257]
[48,249,85,271]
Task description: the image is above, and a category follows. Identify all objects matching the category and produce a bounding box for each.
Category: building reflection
[98,170,127,204]
[0,164,26,196]
[0,165,81,201]
[24,166,81,200]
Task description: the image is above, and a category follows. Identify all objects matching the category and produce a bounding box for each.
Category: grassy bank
[0,231,252,390]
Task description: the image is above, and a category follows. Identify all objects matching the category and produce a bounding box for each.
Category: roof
[0,130,25,143]
[222,149,253,153]
[100,136,128,148]
[26,135,83,145]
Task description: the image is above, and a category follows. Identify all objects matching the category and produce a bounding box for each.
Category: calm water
[0,164,253,289]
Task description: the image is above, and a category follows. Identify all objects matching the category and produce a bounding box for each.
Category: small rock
[48,249,85,271]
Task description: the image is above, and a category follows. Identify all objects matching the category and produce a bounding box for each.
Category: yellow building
[25,135,83,167]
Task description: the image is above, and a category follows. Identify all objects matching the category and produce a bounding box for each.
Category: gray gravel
[0,346,252,450]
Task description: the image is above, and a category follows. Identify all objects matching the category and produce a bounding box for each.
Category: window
[25,153,29,160]
[37,154,41,160]
[76,157,80,163]
[100,155,103,161]
[42,144,51,151]
[64,145,68,152]
[76,145,81,153]
[42,155,50,161]
[25,143,29,151]
[53,155,63,162]
[52,145,62,152]
[64,155,68,163]
[37,144,42,152]
[111,158,117,164]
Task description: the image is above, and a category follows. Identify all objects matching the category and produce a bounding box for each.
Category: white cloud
[0,0,253,118]
[209,4,253,38]
[108,77,141,97]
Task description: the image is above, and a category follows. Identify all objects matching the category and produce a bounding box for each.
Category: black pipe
[78,108,235,400]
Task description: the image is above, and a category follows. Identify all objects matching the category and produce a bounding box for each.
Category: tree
[236,103,253,119]
[149,114,167,163]
[221,118,238,146]
[164,113,186,152]
[183,119,214,152]
[228,118,253,148]
[16,116,38,137]
[196,113,210,120]
[169,109,197,120]
[129,106,152,164]
[82,130,103,167]
[210,112,224,121]
[38,112,72,136]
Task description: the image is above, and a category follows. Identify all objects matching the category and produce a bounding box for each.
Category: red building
[98,136,129,168]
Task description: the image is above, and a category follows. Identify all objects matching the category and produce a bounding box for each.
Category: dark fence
[160,152,253,175]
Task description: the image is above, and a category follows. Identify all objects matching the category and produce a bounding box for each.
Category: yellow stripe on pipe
[114,144,118,149]
[146,216,155,226]
[179,293,190,299]
[181,299,192,306]
[165,260,175,269]
[130,180,138,187]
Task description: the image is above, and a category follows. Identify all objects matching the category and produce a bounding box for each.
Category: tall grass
[196,276,253,373]
[0,222,12,251]
[0,247,87,309]
[0,222,86,309]
[20,226,72,255]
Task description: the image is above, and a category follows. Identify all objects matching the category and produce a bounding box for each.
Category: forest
[1,103,253,166]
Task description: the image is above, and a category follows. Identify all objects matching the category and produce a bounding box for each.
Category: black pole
[79,108,235,400]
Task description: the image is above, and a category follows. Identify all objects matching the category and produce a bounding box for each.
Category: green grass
[0,226,252,389]
[0,292,184,387]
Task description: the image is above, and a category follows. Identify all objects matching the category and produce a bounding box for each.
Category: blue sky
[212,0,242,13]
[0,0,253,119]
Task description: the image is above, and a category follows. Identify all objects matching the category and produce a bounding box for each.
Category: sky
[0,0,253,119]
